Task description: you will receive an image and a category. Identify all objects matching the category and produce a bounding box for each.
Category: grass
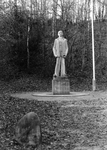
[1,75,107,150]
[1,94,107,150]
[0,75,52,94]
[0,75,106,95]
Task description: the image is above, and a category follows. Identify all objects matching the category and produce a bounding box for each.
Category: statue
[53,30,68,78]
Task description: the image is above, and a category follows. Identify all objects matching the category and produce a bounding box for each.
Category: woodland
[1,1,107,150]
[0,0,107,82]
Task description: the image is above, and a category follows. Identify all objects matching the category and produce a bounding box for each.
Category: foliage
[0,0,107,81]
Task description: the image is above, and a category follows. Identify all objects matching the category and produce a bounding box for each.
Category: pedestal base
[52,77,70,95]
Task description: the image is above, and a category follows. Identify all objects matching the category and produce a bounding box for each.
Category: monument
[52,30,70,95]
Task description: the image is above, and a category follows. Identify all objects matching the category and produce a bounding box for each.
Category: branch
[0,37,6,42]
[97,0,107,6]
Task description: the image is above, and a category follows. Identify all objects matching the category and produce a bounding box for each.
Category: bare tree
[33,0,39,18]
[104,0,107,19]
[52,0,57,37]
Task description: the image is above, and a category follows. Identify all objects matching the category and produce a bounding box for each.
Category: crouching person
[13,112,42,150]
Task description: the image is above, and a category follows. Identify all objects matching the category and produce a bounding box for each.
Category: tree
[52,0,57,37]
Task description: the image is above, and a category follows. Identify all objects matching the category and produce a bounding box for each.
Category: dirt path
[10,90,107,102]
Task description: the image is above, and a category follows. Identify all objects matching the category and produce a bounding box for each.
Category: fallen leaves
[1,93,107,149]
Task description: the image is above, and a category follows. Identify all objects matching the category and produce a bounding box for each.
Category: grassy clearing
[0,95,107,150]
[0,76,107,149]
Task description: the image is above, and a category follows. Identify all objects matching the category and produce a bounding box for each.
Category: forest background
[0,0,107,84]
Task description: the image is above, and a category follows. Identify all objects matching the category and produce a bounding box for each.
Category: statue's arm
[65,39,68,56]
[53,39,57,57]
[63,39,68,58]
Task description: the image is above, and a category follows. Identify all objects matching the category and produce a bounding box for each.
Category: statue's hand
[54,54,57,57]
[63,55,66,58]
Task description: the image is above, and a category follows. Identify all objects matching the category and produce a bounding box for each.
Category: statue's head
[58,30,63,37]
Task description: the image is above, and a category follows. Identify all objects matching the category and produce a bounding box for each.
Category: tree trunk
[104,0,107,19]
[52,0,57,37]
[27,23,30,70]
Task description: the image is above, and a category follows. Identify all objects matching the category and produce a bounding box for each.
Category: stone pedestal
[52,77,70,95]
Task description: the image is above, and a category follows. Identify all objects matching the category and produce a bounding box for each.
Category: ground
[1,76,107,150]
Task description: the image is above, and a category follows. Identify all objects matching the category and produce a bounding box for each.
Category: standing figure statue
[53,30,68,78]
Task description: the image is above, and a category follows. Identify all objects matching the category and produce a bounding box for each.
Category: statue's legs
[54,57,61,76]
[61,58,66,76]
[54,57,66,77]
